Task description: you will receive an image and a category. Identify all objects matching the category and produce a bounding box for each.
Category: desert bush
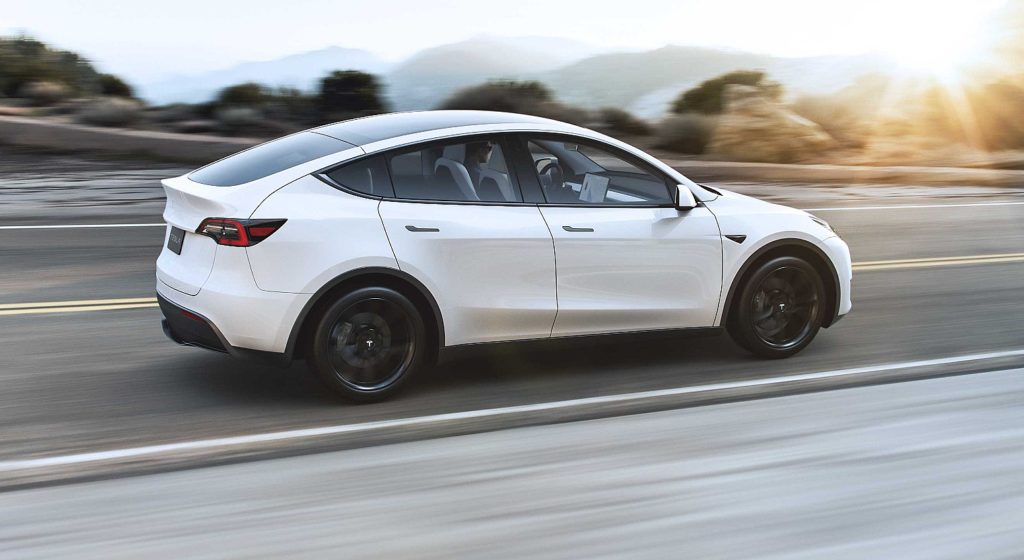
[17,80,71,106]
[317,70,386,119]
[440,80,593,125]
[215,106,263,133]
[98,73,133,98]
[440,80,553,113]
[76,97,142,127]
[264,87,318,124]
[533,102,593,126]
[596,107,652,136]
[671,70,781,115]
[790,95,869,148]
[653,114,717,154]
[971,79,1024,150]
[216,82,267,107]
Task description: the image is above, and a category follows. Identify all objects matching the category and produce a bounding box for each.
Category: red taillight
[197,218,286,247]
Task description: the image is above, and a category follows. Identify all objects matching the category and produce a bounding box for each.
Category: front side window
[527,138,672,205]
[190,132,351,187]
[387,138,521,203]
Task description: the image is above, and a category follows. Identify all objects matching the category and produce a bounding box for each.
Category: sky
[0,0,1011,84]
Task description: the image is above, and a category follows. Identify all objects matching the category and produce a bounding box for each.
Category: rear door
[373,135,557,346]
[517,135,723,336]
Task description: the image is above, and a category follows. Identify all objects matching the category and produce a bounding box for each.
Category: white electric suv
[157,110,851,401]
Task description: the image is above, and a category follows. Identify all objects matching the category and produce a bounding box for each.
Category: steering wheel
[536,159,565,190]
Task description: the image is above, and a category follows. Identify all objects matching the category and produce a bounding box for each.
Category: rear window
[190,132,352,187]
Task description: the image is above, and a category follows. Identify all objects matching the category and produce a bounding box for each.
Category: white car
[157,110,851,401]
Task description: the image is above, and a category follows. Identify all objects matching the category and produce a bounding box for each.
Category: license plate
[167,226,185,255]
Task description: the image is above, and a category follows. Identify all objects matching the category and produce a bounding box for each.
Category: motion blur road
[1,154,1023,555]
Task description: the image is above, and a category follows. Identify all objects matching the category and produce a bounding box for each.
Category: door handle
[562,225,594,233]
[405,225,440,233]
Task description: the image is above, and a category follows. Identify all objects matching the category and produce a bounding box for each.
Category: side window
[527,138,672,205]
[325,155,395,198]
[387,138,521,203]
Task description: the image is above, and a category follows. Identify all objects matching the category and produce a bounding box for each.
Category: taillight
[197,218,286,247]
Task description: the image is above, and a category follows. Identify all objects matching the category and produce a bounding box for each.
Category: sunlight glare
[880,0,1003,80]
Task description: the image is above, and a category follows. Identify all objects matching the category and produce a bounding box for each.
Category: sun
[877,1,1004,81]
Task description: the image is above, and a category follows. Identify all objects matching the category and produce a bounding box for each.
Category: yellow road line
[0,297,158,310]
[854,253,1024,271]
[1,252,1022,317]
[0,303,159,316]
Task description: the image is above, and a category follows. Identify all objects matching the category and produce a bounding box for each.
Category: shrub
[790,95,867,148]
[98,73,133,98]
[317,70,386,119]
[439,80,553,113]
[439,80,592,125]
[653,114,717,154]
[596,107,652,136]
[671,70,781,115]
[76,97,142,127]
[17,80,70,106]
[215,106,263,133]
[216,82,267,107]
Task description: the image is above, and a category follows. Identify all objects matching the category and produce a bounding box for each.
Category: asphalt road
[3,369,1023,559]
[1,156,1023,474]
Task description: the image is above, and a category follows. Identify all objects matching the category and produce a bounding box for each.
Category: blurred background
[1,0,1024,165]
[2,1,1024,557]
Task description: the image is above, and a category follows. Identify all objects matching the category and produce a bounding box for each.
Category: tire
[308,286,427,402]
[727,256,825,359]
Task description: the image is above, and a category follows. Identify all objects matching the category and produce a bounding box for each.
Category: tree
[317,70,386,118]
[98,73,133,97]
[671,70,781,115]
[0,35,101,97]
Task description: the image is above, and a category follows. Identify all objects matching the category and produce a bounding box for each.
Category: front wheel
[728,256,825,359]
[308,287,427,402]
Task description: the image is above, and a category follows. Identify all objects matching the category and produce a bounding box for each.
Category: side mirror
[675,185,698,210]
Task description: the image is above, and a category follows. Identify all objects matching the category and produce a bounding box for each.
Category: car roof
[312,110,566,146]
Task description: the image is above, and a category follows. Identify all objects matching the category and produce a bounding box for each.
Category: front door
[521,136,723,336]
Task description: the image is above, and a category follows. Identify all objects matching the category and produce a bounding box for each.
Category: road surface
[2,370,1023,558]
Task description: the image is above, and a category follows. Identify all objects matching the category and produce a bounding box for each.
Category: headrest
[442,144,465,160]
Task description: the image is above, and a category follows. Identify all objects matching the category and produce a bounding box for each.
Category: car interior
[388,140,520,202]
[528,139,672,204]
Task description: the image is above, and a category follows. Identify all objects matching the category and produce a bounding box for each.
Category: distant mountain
[386,35,605,110]
[540,46,773,111]
[539,46,898,118]
[136,38,898,119]
[139,46,390,104]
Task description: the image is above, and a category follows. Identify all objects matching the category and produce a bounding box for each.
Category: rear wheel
[308,287,426,402]
[728,256,825,358]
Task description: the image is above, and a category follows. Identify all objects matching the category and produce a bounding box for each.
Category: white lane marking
[2,348,1023,472]
[0,223,165,230]
[804,201,1024,211]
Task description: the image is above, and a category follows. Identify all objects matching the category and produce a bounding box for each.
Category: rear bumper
[158,294,228,353]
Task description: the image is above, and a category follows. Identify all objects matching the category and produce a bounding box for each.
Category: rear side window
[190,132,351,187]
[386,138,521,203]
[324,156,395,198]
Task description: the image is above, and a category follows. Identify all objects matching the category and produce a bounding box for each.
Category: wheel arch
[720,238,841,329]
[286,267,444,362]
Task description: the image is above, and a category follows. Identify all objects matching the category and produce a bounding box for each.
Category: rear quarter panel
[245,175,398,294]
